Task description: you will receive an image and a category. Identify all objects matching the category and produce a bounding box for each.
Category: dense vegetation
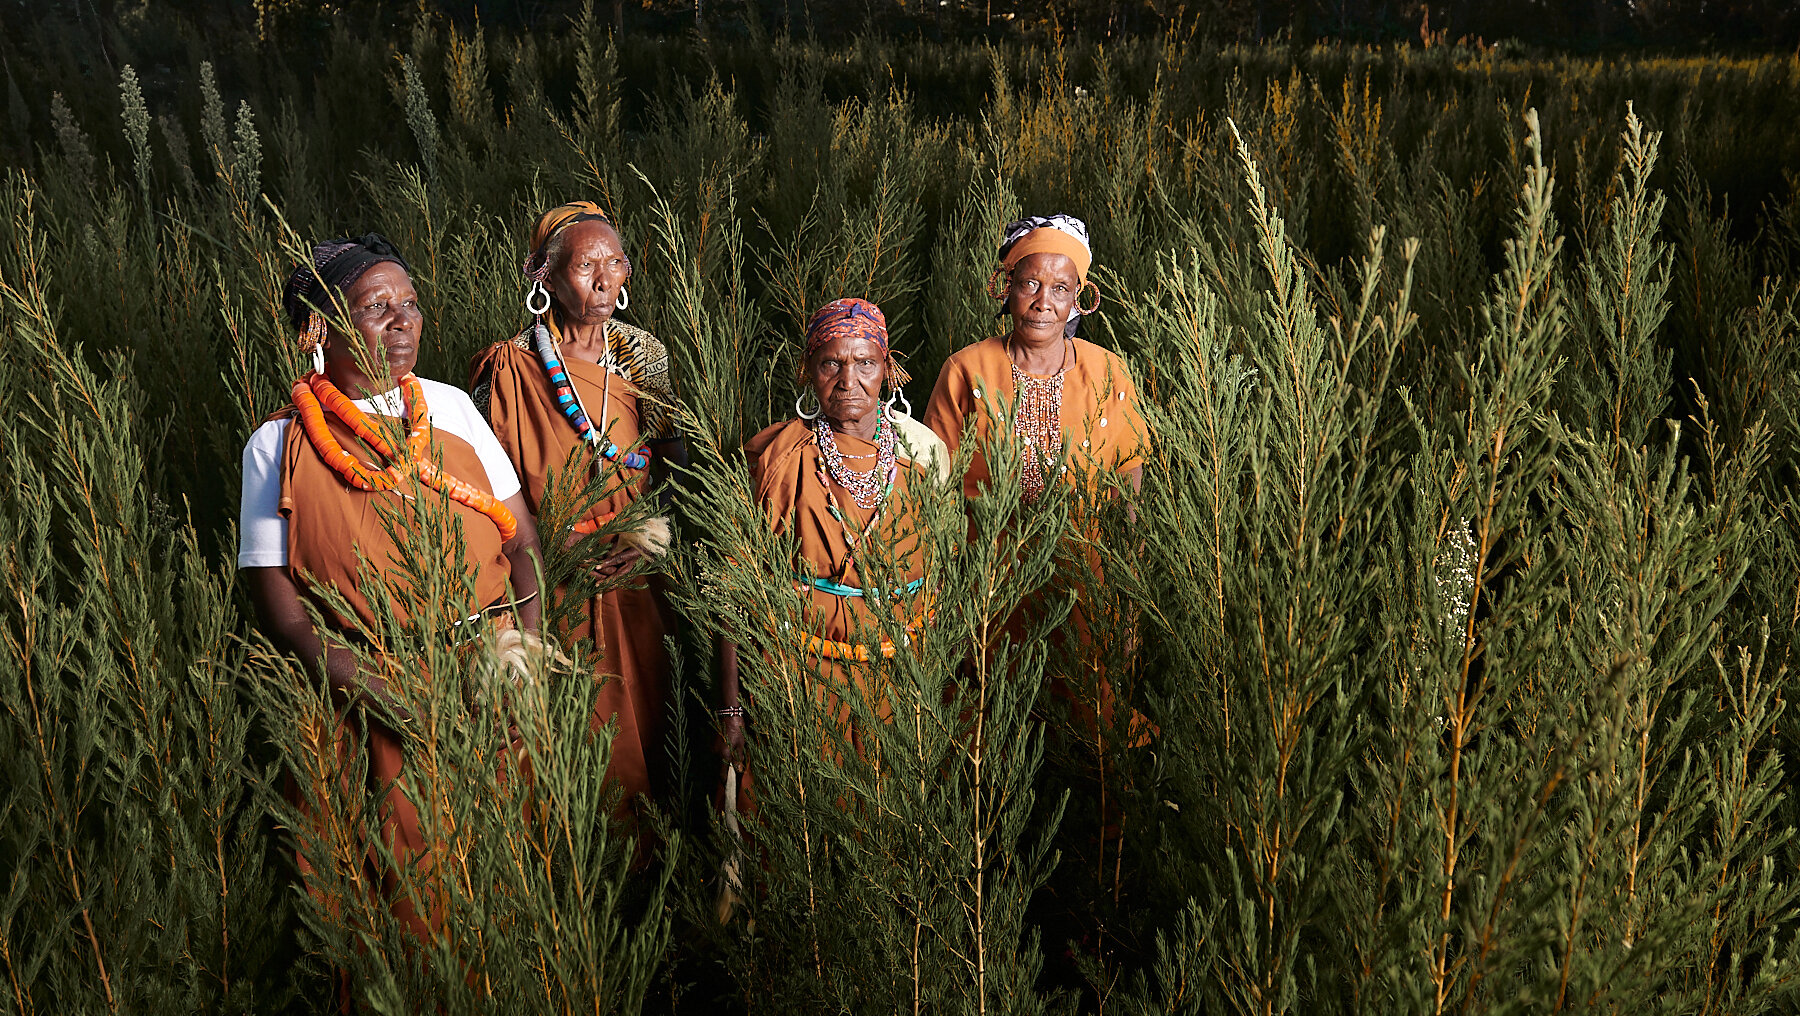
[3,4,1800,1013]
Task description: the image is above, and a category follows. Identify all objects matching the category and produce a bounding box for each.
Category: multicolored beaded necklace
[811,413,898,591]
[291,371,519,541]
[1008,337,1073,503]
[813,411,895,510]
[530,318,652,471]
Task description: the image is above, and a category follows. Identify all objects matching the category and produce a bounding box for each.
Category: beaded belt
[793,574,926,600]
[780,577,933,661]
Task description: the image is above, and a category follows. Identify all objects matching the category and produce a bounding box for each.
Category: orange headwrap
[525,200,612,279]
[1000,227,1093,283]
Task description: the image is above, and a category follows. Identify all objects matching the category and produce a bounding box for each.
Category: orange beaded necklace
[291,371,519,541]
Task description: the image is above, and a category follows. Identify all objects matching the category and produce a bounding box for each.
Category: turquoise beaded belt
[795,574,925,599]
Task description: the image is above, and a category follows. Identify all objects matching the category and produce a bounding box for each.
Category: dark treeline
[6,0,1799,53]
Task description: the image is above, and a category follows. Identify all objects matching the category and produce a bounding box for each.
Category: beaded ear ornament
[986,267,1010,301]
[300,313,328,375]
[1077,279,1102,315]
[519,247,652,473]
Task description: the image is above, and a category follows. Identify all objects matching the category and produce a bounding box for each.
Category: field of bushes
[3,4,1800,1013]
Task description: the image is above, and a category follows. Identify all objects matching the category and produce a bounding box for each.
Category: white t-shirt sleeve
[237,419,291,569]
[422,379,521,502]
[234,383,519,573]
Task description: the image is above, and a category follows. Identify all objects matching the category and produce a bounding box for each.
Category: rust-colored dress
[923,336,1147,735]
[276,404,513,940]
[923,335,1145,499]
[470,321,676,802]
[744,418,930,747]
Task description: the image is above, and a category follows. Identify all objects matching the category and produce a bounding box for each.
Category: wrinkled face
[546,219,632,327]
[327,262,420,386]
[807,333,889,430]
[1003,251,1081,340]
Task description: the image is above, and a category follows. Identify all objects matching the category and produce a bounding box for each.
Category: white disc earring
[312,343,326,376]
[526,280,553,316]
[616,286,630,311]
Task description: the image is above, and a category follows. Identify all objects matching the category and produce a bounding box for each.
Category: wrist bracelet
[717,705,745,718]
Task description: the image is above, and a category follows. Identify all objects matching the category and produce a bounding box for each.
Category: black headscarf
[281,233,411,329]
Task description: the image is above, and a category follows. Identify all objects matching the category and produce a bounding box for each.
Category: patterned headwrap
[523,200,615,281]
[801,298,911,388]
[996,213,1094,338]
[281,233,410,329]
[998,214,1092,281]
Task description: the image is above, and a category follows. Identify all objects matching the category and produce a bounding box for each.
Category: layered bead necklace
[1008,336,1073,503]
[803,410,929,656]
[812,411,897,575]
[530,318,652,471]
[291,371,518,541]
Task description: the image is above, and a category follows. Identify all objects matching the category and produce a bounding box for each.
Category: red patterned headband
[801,298,910,386]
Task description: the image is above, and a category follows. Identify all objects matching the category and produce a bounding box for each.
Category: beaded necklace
[811,414,898,598]
[291,372,519,541]
[813,412,895,510]
[1007,337,1073,503]
[530,318,652,471]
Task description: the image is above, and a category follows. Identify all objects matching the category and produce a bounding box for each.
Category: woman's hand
[591,542,648,584]
[242,566,413,723]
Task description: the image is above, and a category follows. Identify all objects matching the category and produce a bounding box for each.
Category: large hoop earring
[795,388,821,421]
[886,385,912,421]
[1077,279,1101,315]
[526,281,553,316]
[616,286,630,312]
[986,267,1009,301]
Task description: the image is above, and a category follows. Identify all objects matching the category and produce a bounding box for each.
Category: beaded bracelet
[717,706,745,718]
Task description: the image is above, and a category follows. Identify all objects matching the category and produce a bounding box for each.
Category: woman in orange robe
[470,202,681,805]
[239,234,544,941]
[924,214,1144,498]
[718,298,940,779]
[923,214,1147,737]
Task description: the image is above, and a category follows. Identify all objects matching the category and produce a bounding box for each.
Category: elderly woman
[469,201,681,805]
[718,298,940,764]
[238,234,543,938]
[923,214,1147,742]
[924,214,1144,500]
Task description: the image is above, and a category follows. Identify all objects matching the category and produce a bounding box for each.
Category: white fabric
[237,377,521,569]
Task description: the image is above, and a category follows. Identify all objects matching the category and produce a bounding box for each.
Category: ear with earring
[1077,279,1102,315]
[985,266,1010,301]
[616,286,629,312]
[302,313,328,376]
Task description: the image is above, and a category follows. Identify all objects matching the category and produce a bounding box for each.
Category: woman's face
[1003,251,1081,343]
[546,220,631,328]
[808,333,889,432]
[326,262,420,390]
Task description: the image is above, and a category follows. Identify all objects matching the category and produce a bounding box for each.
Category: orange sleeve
[923,356,971,459]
